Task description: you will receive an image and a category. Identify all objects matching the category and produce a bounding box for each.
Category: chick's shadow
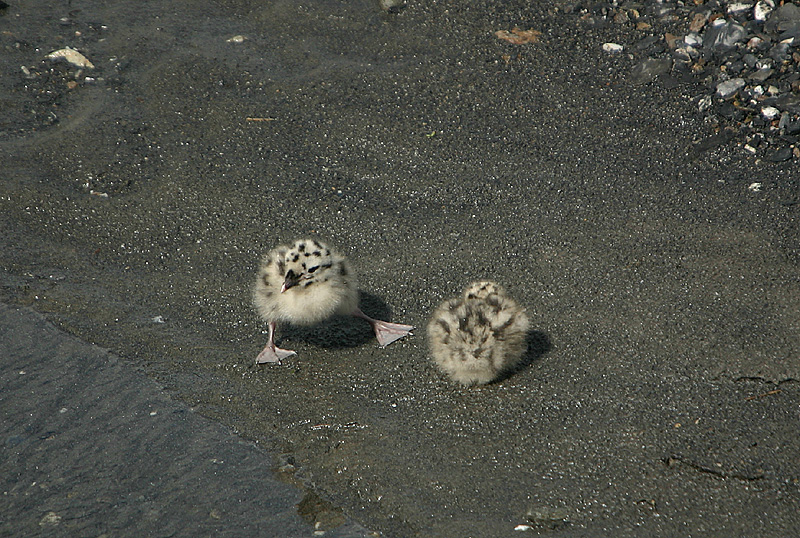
[279,291,396,349]
[493,330,553,384]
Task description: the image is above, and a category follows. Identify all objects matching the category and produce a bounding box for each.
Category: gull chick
[253,238,414,364]
[427,281,529,385]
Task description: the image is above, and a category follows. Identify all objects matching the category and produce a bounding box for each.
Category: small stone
[765,3,800,35]
[527,506,571,526]
[775,94,800,113]
[684,32,703,47]
[602,42,624,53]
[226,35,246,43]
[749,182,763,191]
[716,78,746,98]
[769,43,791,63]
[379,0,405,12]
[767,146,793,161]
[761,106,780,119]
[631,58,672,84]
[613,10,630,24]
[45,47,94,69]
[754,0,774,22]
[664,32,679,49]
[704,21,747,51]
[690,12,708,32]
[698,95,713,112]
[728,3,753,15]
[748,67,774,82]
[39,512,61,526]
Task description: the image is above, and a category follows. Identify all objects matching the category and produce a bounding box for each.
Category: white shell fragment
[754,0,774,21]
[603,42,624,53]
[45,47,95,69]
[226,35,246,43]
[727,3,753,15]
[716,78,745,98]
[761,106,779,120]
[748,182,763,192]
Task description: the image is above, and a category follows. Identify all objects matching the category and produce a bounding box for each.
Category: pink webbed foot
[255,344,297,364]
[352,308,414,348]
[255,321,296,364]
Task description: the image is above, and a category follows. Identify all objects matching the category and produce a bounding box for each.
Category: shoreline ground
[2,0,799,536]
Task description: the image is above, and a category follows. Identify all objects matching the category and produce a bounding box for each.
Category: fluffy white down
[252,242,359,325]
[427,281,529,385]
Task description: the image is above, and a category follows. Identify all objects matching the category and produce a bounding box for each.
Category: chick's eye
[308,266,319,273]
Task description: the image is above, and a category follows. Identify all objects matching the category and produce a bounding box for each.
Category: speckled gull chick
[427,281,529,385]
[252,238,415,364]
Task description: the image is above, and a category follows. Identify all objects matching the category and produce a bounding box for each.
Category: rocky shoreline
[572,0,800,161]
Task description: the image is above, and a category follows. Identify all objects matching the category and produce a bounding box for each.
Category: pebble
[716,78,746,98]
[761,105,780,119]
[573,0,800,161]
[631,58,672,84]
[45,47,94,69]
[603,42,624,53]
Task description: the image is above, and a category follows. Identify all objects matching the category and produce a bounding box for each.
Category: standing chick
[427,281,529,385]
[252,238,414,364]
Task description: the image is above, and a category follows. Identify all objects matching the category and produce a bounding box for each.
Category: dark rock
[716,77,746,98]
[769,43,792,63]
[717,101,745,121]
[765,3,800,34]
[767,146,793,161]
[631,58,672,84]
[774,94,800,114]
[693,129,735,153]
[636,35,660,50]
[704,21,747,52]
[748,67,774,82]
[728,60,745,74]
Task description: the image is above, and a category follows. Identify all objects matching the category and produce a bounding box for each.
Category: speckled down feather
[253,238,358,325]
[427,281,529,385]
[251,238,414,364]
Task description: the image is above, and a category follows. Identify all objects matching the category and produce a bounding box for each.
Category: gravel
[572,0,800,161]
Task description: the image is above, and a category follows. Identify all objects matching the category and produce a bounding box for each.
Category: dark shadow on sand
[278,290,396,349]
[492,329,553,384]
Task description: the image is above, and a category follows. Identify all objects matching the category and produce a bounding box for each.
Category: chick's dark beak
[281,270,300,293]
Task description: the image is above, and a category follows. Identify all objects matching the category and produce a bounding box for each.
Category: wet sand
[0,304,371,537]
[2,0,799,536]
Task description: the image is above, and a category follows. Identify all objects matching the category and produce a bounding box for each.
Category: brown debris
[495,28,542,45]
[745,389,782,401]
[690,12,709,32]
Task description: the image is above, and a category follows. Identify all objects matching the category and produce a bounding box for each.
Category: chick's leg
[352,308,414,348]
[255,321,297,364]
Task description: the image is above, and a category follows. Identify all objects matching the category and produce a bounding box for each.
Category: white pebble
[754,0,774,21]
[761,106,779,120]
[602,43,624,53]
[727,2,752,14]
[45,47,94,69]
